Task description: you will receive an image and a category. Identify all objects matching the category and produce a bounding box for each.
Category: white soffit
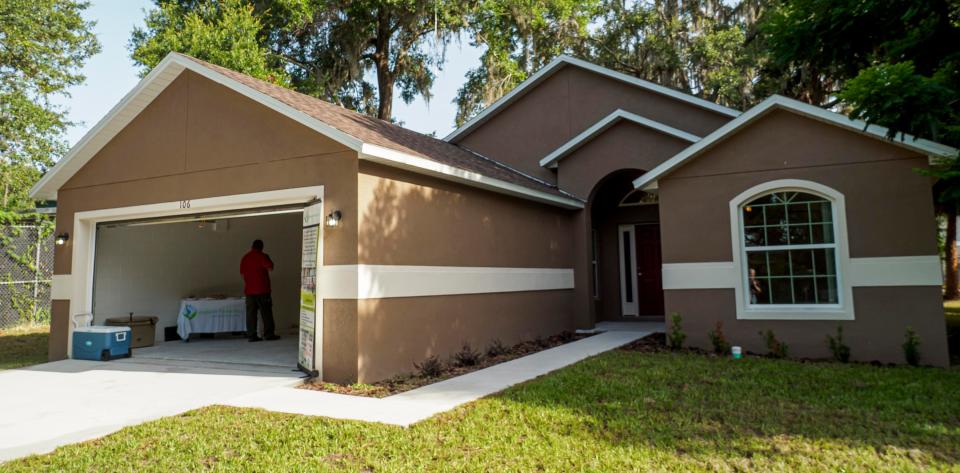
[444,55,741,143]
[30,53,580,210]
[633,95,960,191]
[539,109,701,169]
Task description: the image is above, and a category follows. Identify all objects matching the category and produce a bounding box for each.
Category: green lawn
[0,324,48,370]
[6,349,959,472]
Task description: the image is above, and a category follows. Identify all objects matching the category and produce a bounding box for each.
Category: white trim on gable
[633,95,959,191]
[444,55,741,143]
[29,53,580,210]
[539,109,701,169]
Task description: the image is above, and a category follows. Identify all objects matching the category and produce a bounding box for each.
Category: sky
[51,1,484,148]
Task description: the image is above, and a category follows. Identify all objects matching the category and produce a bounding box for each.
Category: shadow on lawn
[498,345,960,465]
[0,330,49,370]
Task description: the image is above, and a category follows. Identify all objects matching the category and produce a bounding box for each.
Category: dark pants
[245,293,275,338]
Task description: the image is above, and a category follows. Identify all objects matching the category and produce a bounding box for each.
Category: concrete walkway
[224,329,652,426]
[0,358,302,462]
[1,325,655,463]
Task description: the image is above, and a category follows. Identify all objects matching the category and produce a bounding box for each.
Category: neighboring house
[31,53,954,382]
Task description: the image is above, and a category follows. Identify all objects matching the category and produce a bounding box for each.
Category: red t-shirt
[240,249,274,295]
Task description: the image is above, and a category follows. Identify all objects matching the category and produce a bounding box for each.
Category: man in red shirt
[240,239,278,342]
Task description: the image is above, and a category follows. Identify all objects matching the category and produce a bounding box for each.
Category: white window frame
[729,179,855,320]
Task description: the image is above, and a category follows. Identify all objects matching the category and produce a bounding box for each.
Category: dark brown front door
[634,224,664,315]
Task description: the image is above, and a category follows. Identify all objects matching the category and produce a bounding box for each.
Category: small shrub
[486,339,508,358]
[414,355,444,378]
[533,336,551,349]
[452,343,481,367]
[667,312,686,350]
[903,326,921,366]
[760,330,788,358]
[707,321,731,355]
[826,325,851,363]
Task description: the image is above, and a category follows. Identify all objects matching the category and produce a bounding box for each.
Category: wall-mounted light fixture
[55,232,70,246]
[325,210,342,228]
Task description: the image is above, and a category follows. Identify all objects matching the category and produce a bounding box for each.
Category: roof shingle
[179,54,572,200]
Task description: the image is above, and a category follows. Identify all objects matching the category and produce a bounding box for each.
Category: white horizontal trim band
[51,274,73,300]
[662,262,736,289]
[319,265,575,299]
[662,255,942,290]
[848,255,942,287]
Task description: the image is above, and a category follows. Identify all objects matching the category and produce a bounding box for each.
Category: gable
[62,71,350,191]
[454,63,734,183]
[557,120,693,199]
[667,109,929,181]
[635,96,957,191]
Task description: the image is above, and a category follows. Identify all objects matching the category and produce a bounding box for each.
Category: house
[31,53,954,382]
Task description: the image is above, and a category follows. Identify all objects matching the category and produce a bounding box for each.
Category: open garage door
[91,206,305,369]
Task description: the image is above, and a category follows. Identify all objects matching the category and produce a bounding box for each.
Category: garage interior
[90,210,303,368]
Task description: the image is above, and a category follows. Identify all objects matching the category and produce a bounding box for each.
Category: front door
[634,224,664,315]
[619,223,664,317]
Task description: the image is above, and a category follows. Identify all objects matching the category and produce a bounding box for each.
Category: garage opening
[90,208,304,368]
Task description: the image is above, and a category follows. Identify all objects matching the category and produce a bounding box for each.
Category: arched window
[619,189,658,207]
[730,179,852,320]
[741,191,838,305]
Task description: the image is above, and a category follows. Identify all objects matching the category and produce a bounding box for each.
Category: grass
[6,348,959,472]
[0,324,48,370]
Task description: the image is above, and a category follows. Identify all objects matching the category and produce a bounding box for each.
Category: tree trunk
[945,204,959,300]
[374,8,393,121]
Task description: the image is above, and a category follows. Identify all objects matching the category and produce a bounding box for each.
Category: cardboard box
[105,315,158,348]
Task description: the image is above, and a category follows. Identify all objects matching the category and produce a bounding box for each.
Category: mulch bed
[301,331,596,398]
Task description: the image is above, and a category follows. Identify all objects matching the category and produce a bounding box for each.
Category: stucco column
[571,209,595,329]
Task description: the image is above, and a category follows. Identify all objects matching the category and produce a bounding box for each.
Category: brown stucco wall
[349,161,579,382]
[660,109,938,263]
[355,290,574,383]
[50,70,361,366]
[657,109,947,366]
[666,287,949,366]
[557,121,692,199]
[357,161,575,267]
[456,65,731,184]
[322,299,359,383]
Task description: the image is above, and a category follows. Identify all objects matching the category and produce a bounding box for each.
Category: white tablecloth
[177,297,246,340]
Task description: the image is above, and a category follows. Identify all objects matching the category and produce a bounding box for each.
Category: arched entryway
[588,169,664,322]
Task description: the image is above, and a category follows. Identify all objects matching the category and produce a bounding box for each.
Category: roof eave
[360,143,584,209]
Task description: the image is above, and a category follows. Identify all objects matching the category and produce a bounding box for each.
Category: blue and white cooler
[71,314,132,361]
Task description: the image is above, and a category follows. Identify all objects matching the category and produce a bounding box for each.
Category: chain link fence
[1,224,54,328]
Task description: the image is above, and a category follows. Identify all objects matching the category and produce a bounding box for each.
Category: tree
[281,0,473,120]
[757,0,960,298]
[454,0,599,126]
[0,0,100,212]
[590,0,766,110]
[132,0,472,121]
[130,0,290,84]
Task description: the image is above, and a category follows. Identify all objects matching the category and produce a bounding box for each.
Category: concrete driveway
[0,357,302,462]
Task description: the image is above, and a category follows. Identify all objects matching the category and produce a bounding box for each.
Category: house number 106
[179,200,191,209]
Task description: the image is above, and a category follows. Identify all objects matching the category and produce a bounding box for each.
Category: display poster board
[298,202,323,376]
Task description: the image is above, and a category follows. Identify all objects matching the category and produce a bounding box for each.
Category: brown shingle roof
[178,54,573,200]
